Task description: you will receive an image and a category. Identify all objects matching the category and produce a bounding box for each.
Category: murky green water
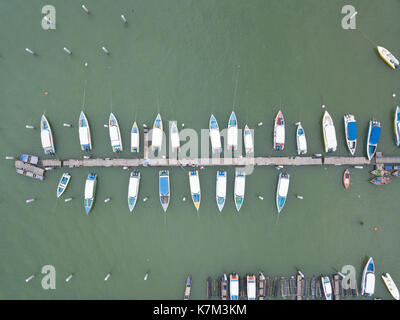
[1,0,400,299]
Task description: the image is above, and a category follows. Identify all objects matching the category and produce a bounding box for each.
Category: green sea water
[1,0,400,299]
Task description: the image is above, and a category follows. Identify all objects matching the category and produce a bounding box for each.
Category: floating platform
[15,160,45,180]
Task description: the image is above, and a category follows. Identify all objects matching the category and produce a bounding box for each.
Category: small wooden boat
[19,154,39,165]
[344,114,357,155]
[130,122,139,152]
[57,173,71,198]
[227,111,238,150]
[343,169,350,189]
[394,106,400,147]
[247,275,256,300]
[273,110,285,151]
[170,121,180,152]
[109,113,123,152]
[258,272,266,299]
[234,170,245,211]
[40,114,55,155]
[321,276,333,300]
[377,46,399,69]
[392,171,400,177]
[322,111,337,153]
[189,170,201,211]
[152,113,163,151]
[243,125,254,154]
[209,114,222,154]
[128,171,140,212]
[159,170,170,212]
[78,111,92,151]
[370,176,392,185]
[216,170,227,212]
[361,257,375,296]
[276,172,290,213]
[296,122,307,155]
[381,273,399,300]
[84,173,97,214]
[183,275,192,300]
[366,120,381,160]
[229,274,239,300]
[221,274,228,300]
[370,169,391,176]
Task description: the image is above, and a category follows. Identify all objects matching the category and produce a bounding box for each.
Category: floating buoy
[373,227,378,231]
[63,123,72,127]
[144,272,149,281]
[104,124,108,128]
[102,46,110,55]
[63,47,72,55]
[350,11,358,19]
[104,272,111,281]
[182,123,185,128]
[45,167,53,171]
[25,48,35,55]
[338,272,346,278]
[81,4,90,14]
[104,198,111,203]
[322,104,325,109]
[182,196,186,201]
[64,198,73,202]
[5,156,15,160]
[296,195,304,199]
[65,273,73,282]
[393,93,396,98]
[25,125,35,129]
[26,198,35,203]
[258,195,264,200]
[84,62,88,67]
[121,14,127,23]
[83,155,90,159]
[25,274,35,283]
[44,91,48,96]
[122,166,128,170]
[276,165,283,170]
[143,197,148,202]
[257,122,263,127]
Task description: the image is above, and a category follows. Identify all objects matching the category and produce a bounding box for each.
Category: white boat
[322,111,337,153]
[56,173,71,198]
[128,171,140,212]
[234,170,245,212]
[227,111,238,150]
[296,122,307,155]
[84,173,97,214]
[273,110,285,151]
[381,273,399,300]
[159,170,170,212]
[40,114,55,155]
[321,276,333,300]
[209,114,222,153]
[377,46,399,69]
[216,171,227,212]
[394,106,400,147]
[189,170,201,211]
[366,120,381,160]
[276,172,290,213]
[243,125,254,154]
[361,257,375,296]
[344,114,357,155]
[152,113,163,151]
[170,121,180,152]
[247,275,256,300]
[78,111,92,151]
[229,274,239,300]
[130,122,139,152]
[109,113,123,152]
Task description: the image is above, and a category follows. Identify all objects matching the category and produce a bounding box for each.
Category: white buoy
[25,48,35,55]
[322,104,325,109]
[81,4,89,14]
[182,123,185,128]
[392,93,396,98]
[84,62,88,67]
[63,47,72,55]
[350,11,358,19]
[83,155,90,159]
[122,166,128,170]
[25,274,35,283]
[257,122,263,127]
[25,125,35,129]
[65,273,73,282]
[64,198,73,202]
[26,198,35,203]
[143,124,148,128]
[104,272,111,281]
[121,14,127,23]
[338,272,346,279]
[182,196,186,202]
[63,123,72,127]
[298,270,305,278]
[144,272,149,280]
[354,166,363,169]
[5,156,15,160]
[104,198,111,203]
[258,195,264,200]
[297,195,304,200]
[45,167,53,171]
[104,124,108,128]
[276,165,283,170]
[102,46,110,54]
[143,197,148,202]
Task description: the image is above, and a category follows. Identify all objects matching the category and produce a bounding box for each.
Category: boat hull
[234,171,245,212]
[361,257,375,296]
[79,111,92,151]
[152,114,163,151]
[273,111,285,151]
[209,114,222,153]
[109,113,123,152]
[189,170,201,211]
[84,173,97,214]
[227,111,238,150]
[296,122,307,155]
[128,171,140,212]
[394,107,400,147]
[382,273,400,300]
[159,170,170,212]
[366,120,381,160]
[131,122,139,152]
[40,115,55,155]
[377,46,399,69]
[322,111,337,153]
[216,171,227,212]
[57,173,71,198]
[344,114,357,155]
[343,169,350,189]
[276,172,290,213]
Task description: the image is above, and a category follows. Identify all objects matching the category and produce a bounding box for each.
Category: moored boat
[84,173,97,214]
[322,111,337,153]
[78,111,92,151]
[296,122,307,155]
[40,114,55,155]
[370,176,392,185]
[131,122,139,152]
[109,113,123,152]
[276,172,290,213]
[189,170,201,211]
[366,120,381,160]
[159,170,170,212]
[381,273,399,300]
[227,111,238,150]
[392,171,400,177]
[321,276,333,300]
[370,169,390,176]
[229,274,239,300]
[343,169,350,189]
[221,274,228,300]
[247,275,256,300]
[243,125,254,154]
[128,171,140,212]
[152,113,163,151]
[377,46,399,69]
[184,275,192,300]
[170,121,180,152]
[361,257,375,297]
[57,173,71,198]
[394,106,400,147]
[216,170,227,212]
[209,114,222,153]
[234,170,245,211]
[273,110,285,151]
[344,114,357,155]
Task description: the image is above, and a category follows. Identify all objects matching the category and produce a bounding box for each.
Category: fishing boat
[276,172,290,213]
[322,111,337,153]
[40,114,55,155]
[56,173,71,198]
[216,171,227,212]
[183,275,192,300]
[170,121,180,152]
[109,113,123,152]
[229,274,239,300]
[221,274,228,300]
[381,273,399,300]
[78,111,92,151]
[296,122,307,155]
[321,276,333,300]
[84,173,97,214]
[361,257,375,297]
[227,111,238,150]
[370,169,390,176]
[234,170,245,212]
[394,165,400,170]
[392,171,400,177]
[189,170,201,211]
[273,110,285,151]
[377,46,399,69]
[243,125,254,154]
[370,176,392,185]
[152,113,163,151]
[209,114,222,153]
[128,171,140,212]
[247,275,256,300]
[343,169,350,189]
[394,106,400,147]
[366,120,381,160]
[344,114,357,155]
[130,122,139,152]
[159,170,170,212]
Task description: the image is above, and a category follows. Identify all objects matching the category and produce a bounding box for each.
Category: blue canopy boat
[276,172,290,213]
[159,170,170,212]
[57,173,71,198]
[394,106,400,147]
[366,120,381,160]
[344,114,357,155]
[84,173,97,214]
[209,114,222,153]
[361,257,375,296]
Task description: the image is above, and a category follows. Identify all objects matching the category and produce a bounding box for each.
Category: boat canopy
[227,127,238,144]
[210,130,221,148]
[79,127,90,145]
[171,132,180,149]
[298,135,307,149]
[84,179,94,199]
[209,116,219,129]
[128,178,139,197]
[244,132,253,148]
[370,126,381,145]
[347,121,357,140]
[41,130,52,148]
[365,274,375,294]
[247,278,256,300]
[276,125,285,143]
[152,128,163,147]
[160,176,169,195]
[189,175,200,193]
[278,178,289,197]
[230,278,239,296]
[325,125,337,147]
[235,176,245,196]
[216,176,226,197]
[110,126,120,143]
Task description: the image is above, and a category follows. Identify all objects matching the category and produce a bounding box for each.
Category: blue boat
[159,170,170,212]
[366,120,381,160]
[361,257,375,296]
[84,173,97,214]
[276,172,290,213]
[216,171,227,212]
[394,106,400,147]
[57,173,71,198]
[344,114,357,155]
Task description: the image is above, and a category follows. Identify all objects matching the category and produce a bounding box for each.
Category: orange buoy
[373,227,378,231]
[44,91,48,96]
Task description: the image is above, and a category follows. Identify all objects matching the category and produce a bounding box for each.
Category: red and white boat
[343,169,350,189]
